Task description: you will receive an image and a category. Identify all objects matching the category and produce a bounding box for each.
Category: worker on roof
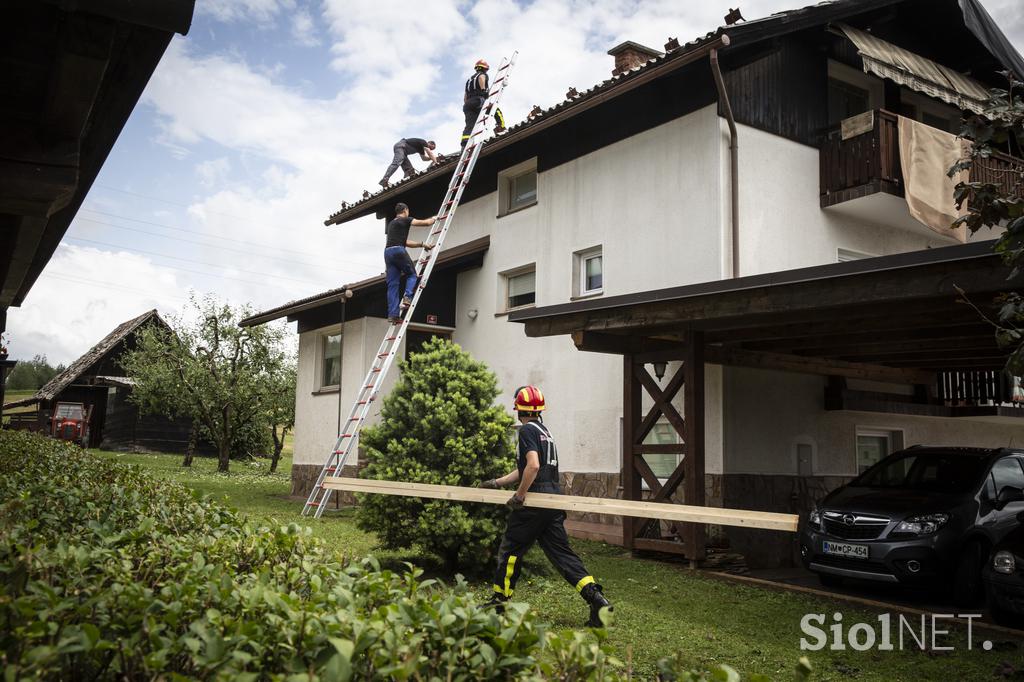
[380,138,437,188]
[461,59,506,148]
[481,386,613,627]
[384,202,435,325]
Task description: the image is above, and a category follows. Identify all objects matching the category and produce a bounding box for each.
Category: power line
[79,206,363,263]
[72,216,380,275]
[41,272,191,304]
[64,236,336,288]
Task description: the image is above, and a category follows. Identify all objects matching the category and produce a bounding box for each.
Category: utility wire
[42,272,192,304]
[64,236,335,288]
[72,216,379,276]
[79,207,364,263]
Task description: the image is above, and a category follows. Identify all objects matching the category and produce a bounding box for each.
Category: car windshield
[852,452,987,494]
[55,404,84,420]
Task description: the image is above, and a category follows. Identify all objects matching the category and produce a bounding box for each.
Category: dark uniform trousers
[492,506,594,598]
[461,97,506,148]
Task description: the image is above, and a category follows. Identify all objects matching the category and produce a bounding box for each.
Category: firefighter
[380,138,437,188]
[461,59,506,148]
[481,385,613,627]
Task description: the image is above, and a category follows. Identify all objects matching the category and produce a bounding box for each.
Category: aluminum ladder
[303,52,517,518]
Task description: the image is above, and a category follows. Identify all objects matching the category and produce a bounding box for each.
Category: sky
[6,0,1024,365]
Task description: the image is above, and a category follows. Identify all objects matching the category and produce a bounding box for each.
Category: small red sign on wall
[426,314,438,324]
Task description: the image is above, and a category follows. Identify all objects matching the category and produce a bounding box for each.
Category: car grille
[814,555,890,574]
[821,512,890,541]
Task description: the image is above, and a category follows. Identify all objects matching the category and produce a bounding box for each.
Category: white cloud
[291,9,320,46]
[196,157,232,188]
[197,0,295,24]
[7,246,187,365]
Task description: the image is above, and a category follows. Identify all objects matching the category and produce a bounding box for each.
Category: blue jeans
[384,246,417,318]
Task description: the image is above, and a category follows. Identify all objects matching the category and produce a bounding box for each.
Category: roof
[3,309,166,408]
[508,240,1020,374]
[607,41,664,58]
[239,236,491,327]
[323,0,1023,227]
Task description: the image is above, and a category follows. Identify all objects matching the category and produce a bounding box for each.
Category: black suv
[800,446,1024,605]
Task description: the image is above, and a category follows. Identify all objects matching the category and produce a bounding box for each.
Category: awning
[835,23,991,113]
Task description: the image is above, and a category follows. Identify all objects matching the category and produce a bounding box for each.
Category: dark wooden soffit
[515,242,1021,375]
[0,1,194,310]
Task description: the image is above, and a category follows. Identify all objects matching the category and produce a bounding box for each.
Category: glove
[480,479,500,489]
[506,494,525,510]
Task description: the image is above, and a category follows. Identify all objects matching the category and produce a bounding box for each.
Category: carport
[509,241,1024,562]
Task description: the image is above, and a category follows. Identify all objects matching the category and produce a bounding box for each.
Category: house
[4,310,197,453]
[0,0,196,418]
[242,0,1024,566]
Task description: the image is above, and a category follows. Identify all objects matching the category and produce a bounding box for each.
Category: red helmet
[514,385,545,412]
[474,59,489,71]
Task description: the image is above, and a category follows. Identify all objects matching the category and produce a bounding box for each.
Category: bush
[355,338,516,571]
[0,431,811,680]
[0,431,543,679]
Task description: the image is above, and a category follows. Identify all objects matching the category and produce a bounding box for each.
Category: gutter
[709,37,739,278]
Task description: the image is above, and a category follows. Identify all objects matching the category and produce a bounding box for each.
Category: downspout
[709,35,739,278]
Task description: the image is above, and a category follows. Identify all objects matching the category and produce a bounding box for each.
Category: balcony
[820,109,1023,238]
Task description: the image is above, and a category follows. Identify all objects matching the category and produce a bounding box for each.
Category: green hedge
[0,431,807,680]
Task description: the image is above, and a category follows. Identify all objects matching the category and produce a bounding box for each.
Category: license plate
[823,541,869,559]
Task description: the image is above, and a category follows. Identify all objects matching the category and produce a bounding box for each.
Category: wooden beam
[572,330,683,357]
[706,346,935,384]
[683,331,706,561]
[731,321,992,352]
[322,477,800,532]
[622,355,641,549]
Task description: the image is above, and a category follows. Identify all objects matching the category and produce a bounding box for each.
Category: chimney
[607,40,664,76]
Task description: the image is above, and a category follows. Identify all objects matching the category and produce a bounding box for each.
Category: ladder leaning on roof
[303,52,518,518]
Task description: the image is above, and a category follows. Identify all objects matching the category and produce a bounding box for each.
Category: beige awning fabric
[897,115,969,242]
[835,23,991,114]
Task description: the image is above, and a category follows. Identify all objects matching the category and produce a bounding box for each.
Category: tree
[267,361,296,473]
[951,73,1024,373]
[121,296,288,472]
[5,355,64,391]
[355,337,515,571]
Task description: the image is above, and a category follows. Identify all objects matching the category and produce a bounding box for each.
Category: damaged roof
[3,309,167,409]
[323,0,1021,227]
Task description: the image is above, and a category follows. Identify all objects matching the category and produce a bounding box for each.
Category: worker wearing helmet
[461,59,506,148]
[481,386,612,627]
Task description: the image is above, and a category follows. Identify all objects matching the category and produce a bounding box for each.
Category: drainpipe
[709,35,739,278]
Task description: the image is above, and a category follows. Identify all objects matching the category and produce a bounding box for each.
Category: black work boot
[580,583,612,627]
[484,593,509,615]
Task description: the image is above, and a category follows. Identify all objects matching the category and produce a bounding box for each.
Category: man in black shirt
[380,138,438,187]
[461,59,505,148]
[384,202,435,324]
[481,385,612,627]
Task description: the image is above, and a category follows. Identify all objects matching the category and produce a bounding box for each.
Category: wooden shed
[3,310,195,452]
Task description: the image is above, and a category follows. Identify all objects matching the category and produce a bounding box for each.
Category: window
[502,266,536,311]
[855,429,904,474]
[509,171,537,211]
[497,158,538,216]
[828,79,870,126]
[320,332,341,389]
[837,248,875,263]
[572,246,603,297]
[644,419,680,480]
[990,457,1024,497]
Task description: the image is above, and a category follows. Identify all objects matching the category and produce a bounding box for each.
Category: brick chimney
[607,41,663,76]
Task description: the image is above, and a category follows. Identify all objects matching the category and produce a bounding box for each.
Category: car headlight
[894,513,949,536]
[808,508,822,531]
[994,550,1017,575]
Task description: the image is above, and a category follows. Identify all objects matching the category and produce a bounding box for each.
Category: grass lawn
[94,447,1023,681]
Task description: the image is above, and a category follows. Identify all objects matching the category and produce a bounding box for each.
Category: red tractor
[50,402,92,446]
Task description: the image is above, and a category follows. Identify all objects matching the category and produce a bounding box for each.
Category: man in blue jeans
[384,203,436,325]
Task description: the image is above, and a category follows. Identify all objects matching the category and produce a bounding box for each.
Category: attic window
[497,158,538,217]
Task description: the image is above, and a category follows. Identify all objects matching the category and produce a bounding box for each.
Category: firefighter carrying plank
[482,385,613,627]
[462,59,506,148]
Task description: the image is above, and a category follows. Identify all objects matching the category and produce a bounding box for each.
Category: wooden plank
[705,346,935,385]
[622,355,641,549]
[632,537,690,555]
[322,477,800,532]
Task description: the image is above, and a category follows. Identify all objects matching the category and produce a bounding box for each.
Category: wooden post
[683,330,706,564]
[622,354,641,549]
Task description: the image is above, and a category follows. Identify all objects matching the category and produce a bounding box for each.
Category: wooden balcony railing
[820,109,1024,208]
